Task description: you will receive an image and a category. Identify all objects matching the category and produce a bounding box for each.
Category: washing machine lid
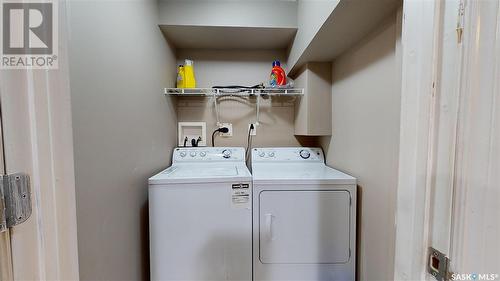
[252,163,356,185]
[149,164,252,185]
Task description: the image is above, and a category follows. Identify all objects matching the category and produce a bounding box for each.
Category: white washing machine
[149,147,252,281]
[251,147,357,281]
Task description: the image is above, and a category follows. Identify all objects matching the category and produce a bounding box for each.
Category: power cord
[245,124,254,161]
[212,127,229,147]
[212,84,264,89]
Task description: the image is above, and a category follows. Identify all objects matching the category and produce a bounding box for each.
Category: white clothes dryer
[251,147,357,281]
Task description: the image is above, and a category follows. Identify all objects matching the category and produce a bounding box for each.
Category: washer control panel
[173,147,245,162]
[252,147,324,162]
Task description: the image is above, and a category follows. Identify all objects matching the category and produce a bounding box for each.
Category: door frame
[0,68,80,281]
[0,0,79,278]
[0,99,13,281]
[395,0,500,279]
[448,0,500,273]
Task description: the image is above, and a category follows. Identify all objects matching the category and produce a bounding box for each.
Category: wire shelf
[164,88,304,96]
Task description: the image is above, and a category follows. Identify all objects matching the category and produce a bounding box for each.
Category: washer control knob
[259,151,266,157]
[190,151,197,157]
[222,149,232,159]
[268,152,275,157]
[179,151,187,157]
[299,150,311,159]
[200,151,207,157]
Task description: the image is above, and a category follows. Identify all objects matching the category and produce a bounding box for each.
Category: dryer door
[259,190,351,264]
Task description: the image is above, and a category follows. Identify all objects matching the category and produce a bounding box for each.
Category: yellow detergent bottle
[176,65,185,88]
[183,59,196,88]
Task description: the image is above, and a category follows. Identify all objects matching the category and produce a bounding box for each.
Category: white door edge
[394,0,443,280]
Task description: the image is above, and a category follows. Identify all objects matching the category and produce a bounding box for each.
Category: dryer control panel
[252,147,324,162]
[173,147,246,163]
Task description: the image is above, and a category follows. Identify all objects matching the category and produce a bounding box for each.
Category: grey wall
[67,0,177,280]
[175,49,314,149]
[287,0,339,67]
[177,49,287,88]
[67,1,399,280]
[159,0,297,28]
[320,13,401,281]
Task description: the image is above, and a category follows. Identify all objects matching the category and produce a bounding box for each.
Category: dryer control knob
[190,151,197,157]
[268,152,275,157]
[222,149,231,158]
[259,151,266,157]
[179,151,187,157]
[200,151,207,157]
[299,150,311,159]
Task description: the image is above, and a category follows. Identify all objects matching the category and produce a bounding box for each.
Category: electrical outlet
[249,123,257,136]
[219,123,232,137]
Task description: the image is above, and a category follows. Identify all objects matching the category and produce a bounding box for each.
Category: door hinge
[428,247,454,281]
[456,1,465,44]
[0,173,32,233]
